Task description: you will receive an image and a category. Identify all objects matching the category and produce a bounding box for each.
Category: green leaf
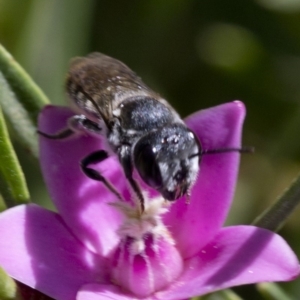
[0,72,38,157]
[257,282,293,300]
[0,44,50,158]
[196,289,244,300]
[0,105,30,206]
[216,290,243,300]
[0,194,7,212]
[0,44,49,124]
[253,170,300,231]
[0,266,21,300]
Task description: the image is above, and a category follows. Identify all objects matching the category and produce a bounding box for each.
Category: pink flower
[0,102,298,300]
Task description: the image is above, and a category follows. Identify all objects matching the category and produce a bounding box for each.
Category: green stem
[253,170,300,231]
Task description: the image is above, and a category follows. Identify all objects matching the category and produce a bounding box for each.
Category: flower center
[109,196,184,297]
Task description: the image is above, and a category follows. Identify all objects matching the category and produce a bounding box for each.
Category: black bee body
[40,53,201,210]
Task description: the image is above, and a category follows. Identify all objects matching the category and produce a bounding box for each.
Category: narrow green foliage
[0,194,7,211]
[0,44,50,158]
[251,175,300,300]
[216,290,243,300]
[0,72,38,157]
[197,289,243,300]
[253,171,300,231]
[0,44,49,123]
[0,267,22,300]
[0,106,30,206]
[257,282,294,300]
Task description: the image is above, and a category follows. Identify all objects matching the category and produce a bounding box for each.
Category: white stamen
[110,195,172,255]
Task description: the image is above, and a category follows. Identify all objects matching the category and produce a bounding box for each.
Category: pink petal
[155,226,300,299]
[77,284,142,300]
[0,204,107,300]
[164,101,245,258]
[39,106,129,256]
[77,284,188,300]
[77,284,173,300]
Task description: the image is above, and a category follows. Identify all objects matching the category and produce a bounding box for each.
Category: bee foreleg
[80,150,124,201]
[38,115,102,140]
[37,128,74,139]
[118,145,145,213]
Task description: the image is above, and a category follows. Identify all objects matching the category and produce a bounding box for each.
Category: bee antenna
[189,146,254,159]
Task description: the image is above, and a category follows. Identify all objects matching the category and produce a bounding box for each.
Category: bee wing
[66,53,159,124]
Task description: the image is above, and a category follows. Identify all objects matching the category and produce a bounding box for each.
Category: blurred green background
[1,0,300,299]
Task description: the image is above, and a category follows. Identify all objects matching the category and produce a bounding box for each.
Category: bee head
[133,124,201,201]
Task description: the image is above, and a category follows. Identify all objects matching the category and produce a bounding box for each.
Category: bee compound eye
[134,144,163,189]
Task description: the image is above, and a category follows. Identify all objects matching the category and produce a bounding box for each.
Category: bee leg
[37,128,75,139]
[38,115,102,139]
[80,150,124,201]
[119,145,145,213]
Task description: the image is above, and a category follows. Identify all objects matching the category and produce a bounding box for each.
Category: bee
[39,53,248,212]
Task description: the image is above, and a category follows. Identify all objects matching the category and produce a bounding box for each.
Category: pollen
[110,196,173,253]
